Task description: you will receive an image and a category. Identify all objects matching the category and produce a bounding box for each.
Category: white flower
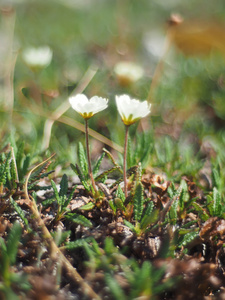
[116,94,151,126]
[69,94,108,119]
[114,61,144,86]
[22,46,53,68]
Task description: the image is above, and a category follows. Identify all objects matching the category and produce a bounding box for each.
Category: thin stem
[85,119,97,193]
[123,125,129,198]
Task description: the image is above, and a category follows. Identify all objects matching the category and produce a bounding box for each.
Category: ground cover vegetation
[1,0,225,299]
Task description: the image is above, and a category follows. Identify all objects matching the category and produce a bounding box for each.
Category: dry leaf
[200,217,225,240]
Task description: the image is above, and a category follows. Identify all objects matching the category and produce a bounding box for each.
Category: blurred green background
[1,0,225,180]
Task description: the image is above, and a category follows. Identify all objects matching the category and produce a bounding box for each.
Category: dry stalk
[24,154,101,300]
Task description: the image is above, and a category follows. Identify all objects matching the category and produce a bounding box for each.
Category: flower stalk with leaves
[69,94,108,193]
[116,94,151,197]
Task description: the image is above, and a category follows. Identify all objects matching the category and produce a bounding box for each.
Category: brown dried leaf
[28,274,57,300]
[16,198,33,208]
[182,176,203,198]
[0,216,9,235]
[200,217,225,240]
[155,258,223,299]
[142,172,170,197]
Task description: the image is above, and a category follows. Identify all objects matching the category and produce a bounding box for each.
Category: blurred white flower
[69,94,108,119]
[114,61,144,86]
[143,31,165,58]
[116,94,151,126]
[22,46,53,68]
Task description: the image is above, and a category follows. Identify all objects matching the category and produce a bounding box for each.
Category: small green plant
[0,222,30,299]
[127,131,154,169]
[154,135,203,180]
[160,180,200,250]
[71,142,122,200]
[0,143,53,200]
[166,180,192,223]
[188,186,225,222]
[0,150,17,195]
[109,164,159,235]
[70,142,103,194]
[206,187,225,218]
[13,141,31,183]
[42,173,92,226]
[120,260,174,300]
[64,236,175,299]
[9,196,31,231]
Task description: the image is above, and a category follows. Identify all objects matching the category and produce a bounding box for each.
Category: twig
[24,154,101,300]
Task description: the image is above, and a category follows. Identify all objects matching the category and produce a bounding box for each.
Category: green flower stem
[123,125,129,198]
[85,119,97,193]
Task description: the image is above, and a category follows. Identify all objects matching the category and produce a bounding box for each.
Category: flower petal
[116,94,151,125]
[69,94,108,119]
[90,96,108,114]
